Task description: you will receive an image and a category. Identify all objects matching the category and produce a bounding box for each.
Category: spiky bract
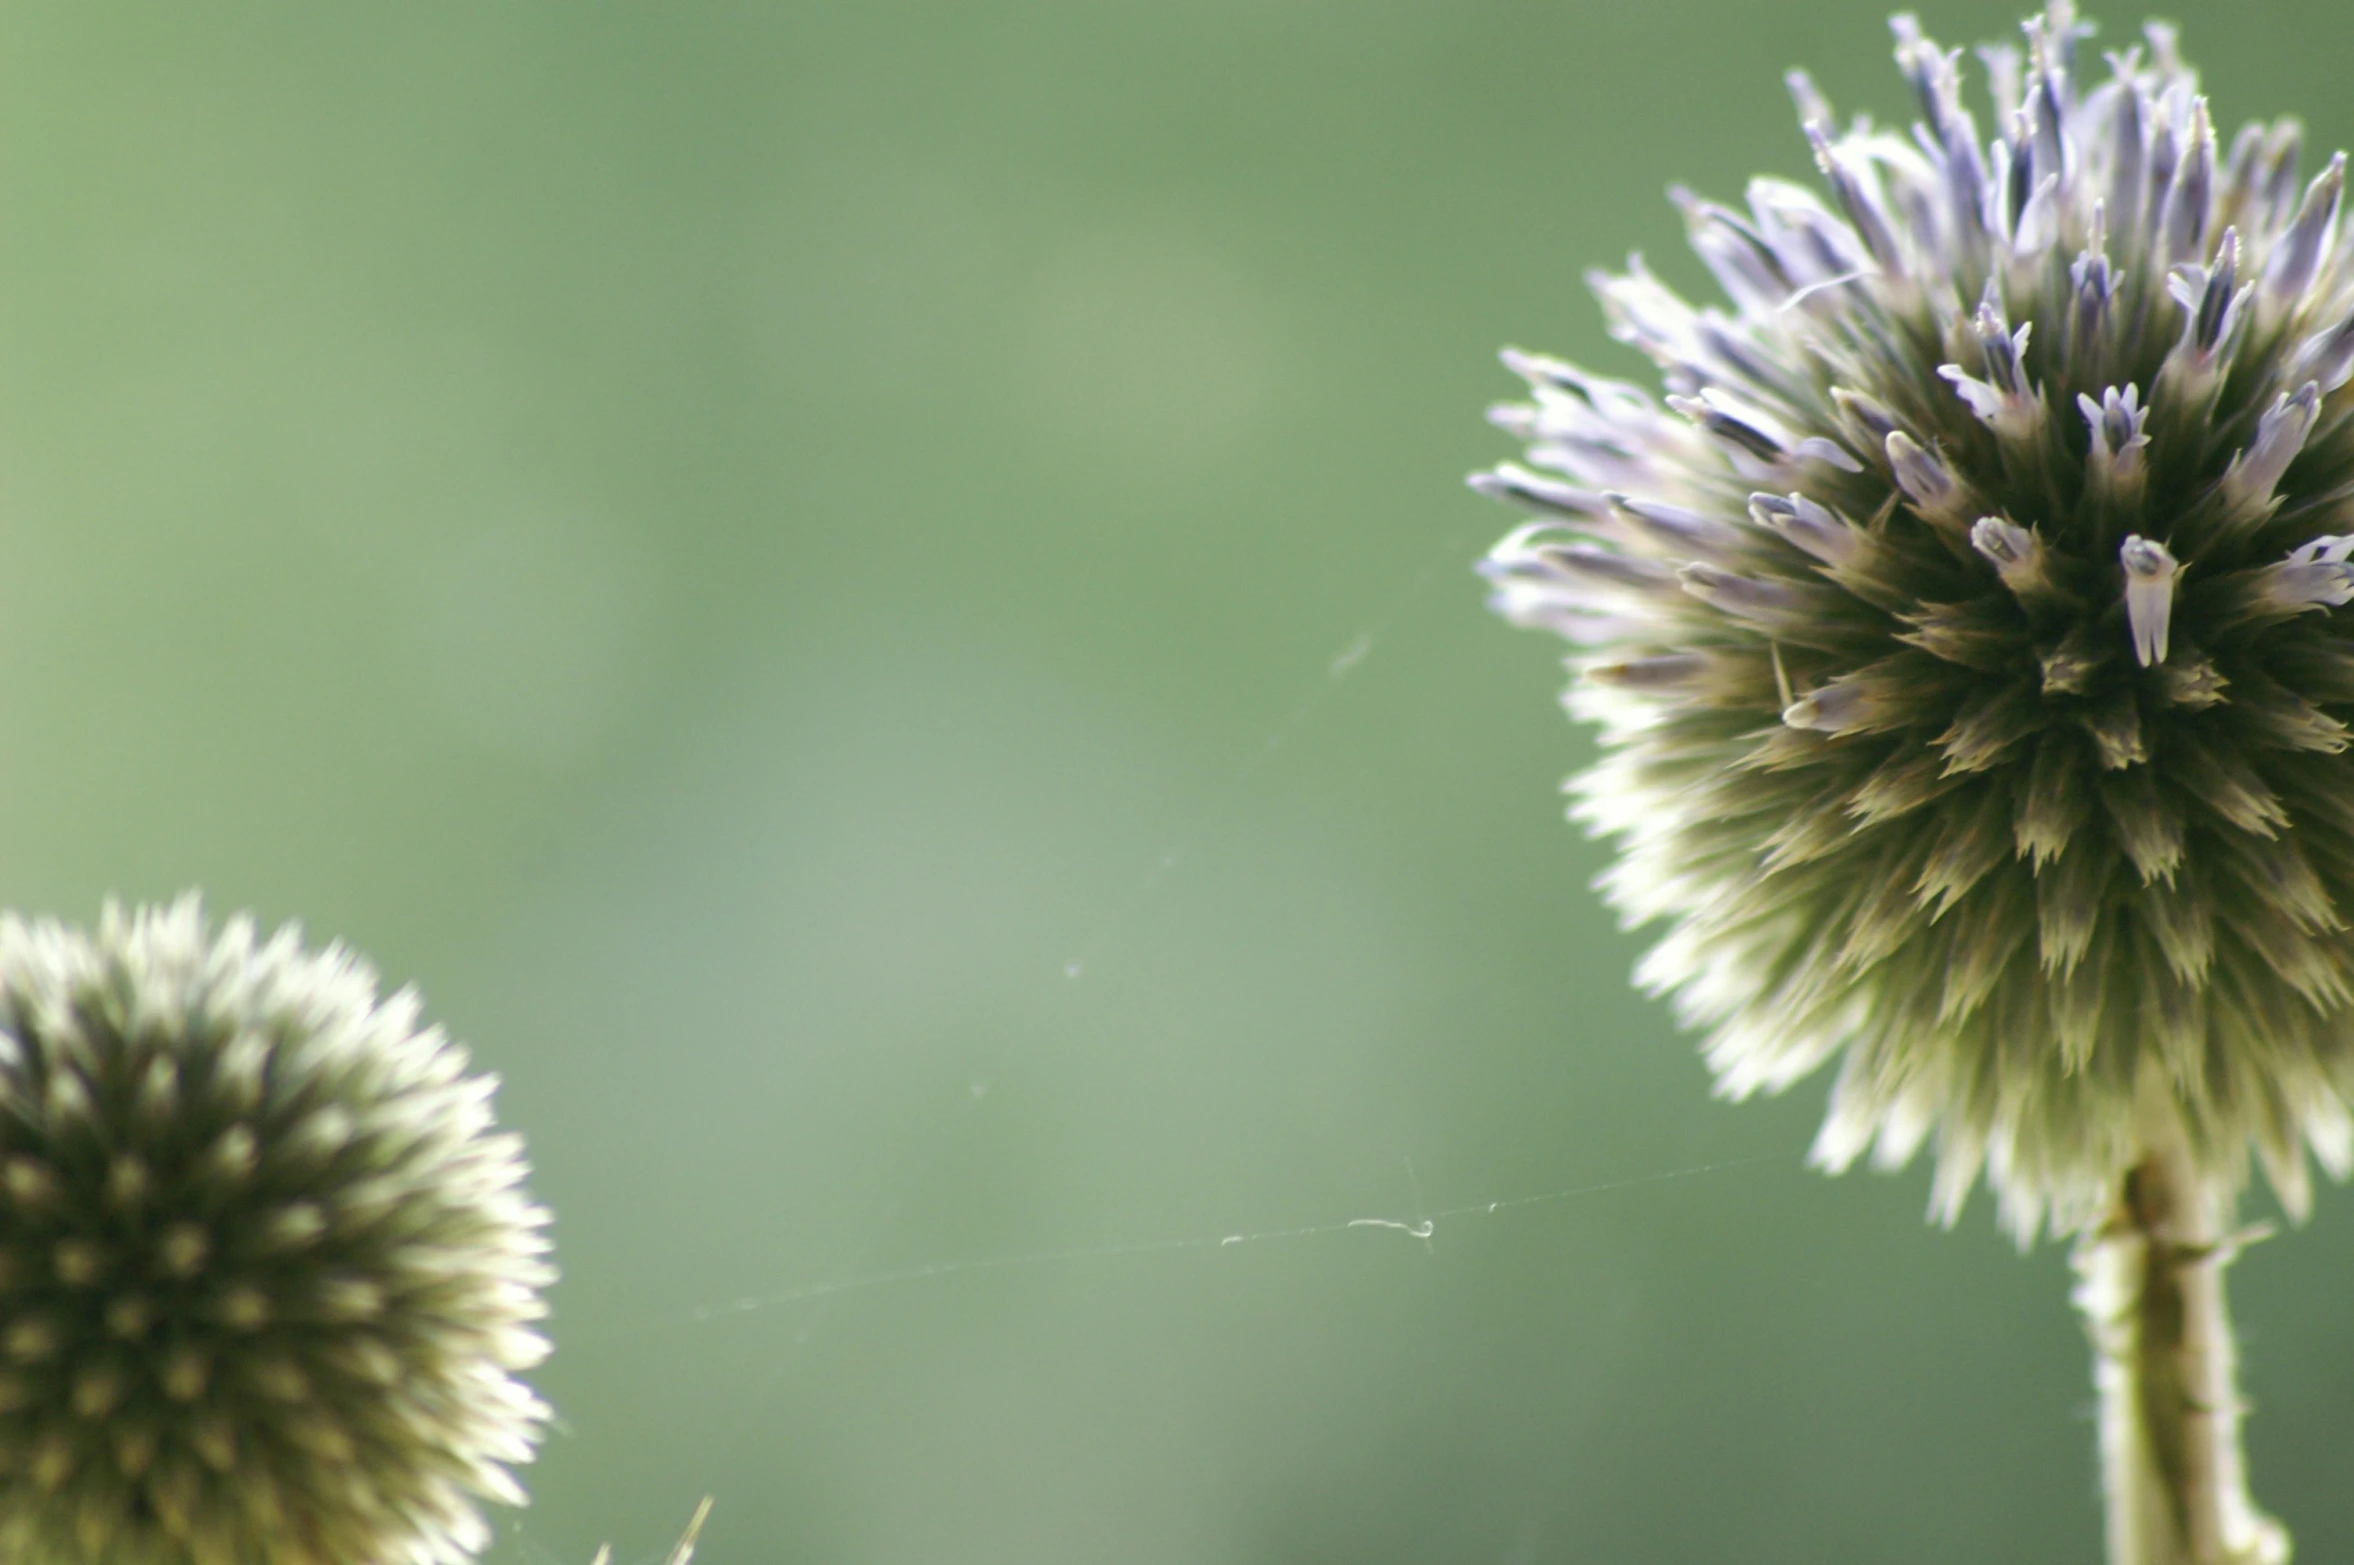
[1480,2,2354,1238]
[0,898,551,1565]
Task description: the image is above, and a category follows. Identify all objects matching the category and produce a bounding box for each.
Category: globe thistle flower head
[1479,1,2354,1240]
[0,897,552,1565]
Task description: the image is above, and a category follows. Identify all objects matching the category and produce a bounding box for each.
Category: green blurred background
[4,1,2353,1560]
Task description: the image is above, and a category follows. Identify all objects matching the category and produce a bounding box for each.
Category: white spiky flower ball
[0,898,552,1565]
[1480,1,2354,1239]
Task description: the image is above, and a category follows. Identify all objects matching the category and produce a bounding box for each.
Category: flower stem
[2070,1117,2288,1565]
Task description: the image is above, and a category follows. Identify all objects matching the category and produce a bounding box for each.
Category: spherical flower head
[0,897,552,1565]
[1479,1,2354,1239]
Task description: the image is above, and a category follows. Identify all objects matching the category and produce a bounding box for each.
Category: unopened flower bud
[0,899,552,1565]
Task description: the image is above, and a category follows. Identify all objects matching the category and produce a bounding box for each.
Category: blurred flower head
[1479,0,2354,1238]
[0,897,551,1565]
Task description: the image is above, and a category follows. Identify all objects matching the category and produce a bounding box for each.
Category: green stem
[2070,1114,2287,1565]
